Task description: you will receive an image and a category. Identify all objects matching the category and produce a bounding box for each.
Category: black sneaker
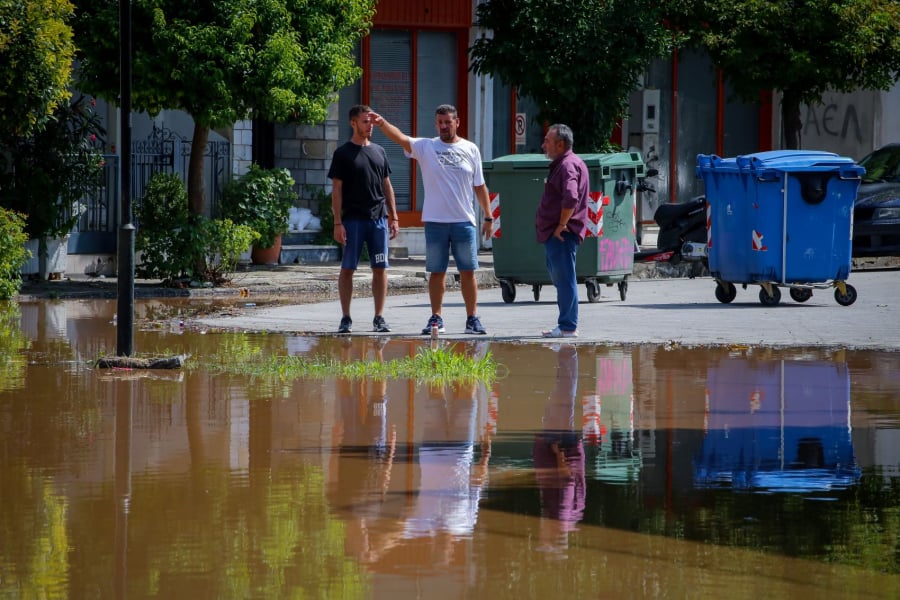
[373,315,391,332]
[337,316,352,334]
[465,315,486,335]
[421,314,445,335]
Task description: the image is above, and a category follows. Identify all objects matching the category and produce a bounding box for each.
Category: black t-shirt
[327,142,392,221]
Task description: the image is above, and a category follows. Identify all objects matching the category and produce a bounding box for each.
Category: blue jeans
[543,232,580,331]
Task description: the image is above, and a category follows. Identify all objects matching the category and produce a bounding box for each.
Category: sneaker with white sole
[541,326,578,338]
[373,315,391,332]
[421,314,445,335]
[465,315,487,335]
[337,316,352,334]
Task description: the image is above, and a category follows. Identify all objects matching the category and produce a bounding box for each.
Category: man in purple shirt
[535,124,589,338]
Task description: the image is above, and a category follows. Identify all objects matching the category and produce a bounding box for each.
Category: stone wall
[273,102,342,216]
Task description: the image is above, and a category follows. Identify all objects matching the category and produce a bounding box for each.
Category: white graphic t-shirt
[407,137,485,224]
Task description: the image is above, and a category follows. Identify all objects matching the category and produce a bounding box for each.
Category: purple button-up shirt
[535,150,590,243]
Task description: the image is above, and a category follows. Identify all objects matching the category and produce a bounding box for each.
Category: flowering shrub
[0,94,105,240]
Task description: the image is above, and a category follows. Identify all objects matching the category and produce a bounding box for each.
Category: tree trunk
[188,122,209,216]
[780,90,803,150]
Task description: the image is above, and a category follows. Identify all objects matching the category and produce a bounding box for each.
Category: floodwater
[2,298,899,599]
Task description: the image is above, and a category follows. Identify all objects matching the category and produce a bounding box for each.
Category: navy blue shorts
[341,218,389,270]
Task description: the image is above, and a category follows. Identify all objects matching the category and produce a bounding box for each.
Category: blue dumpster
[694,357,860,493]
[697,150,864,306]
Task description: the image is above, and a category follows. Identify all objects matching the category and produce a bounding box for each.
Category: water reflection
[533,345,585,555]
[1,300,899,597]
[696,358,860,493]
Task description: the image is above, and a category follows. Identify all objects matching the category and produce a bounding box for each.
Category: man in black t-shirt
[327,105,399,334]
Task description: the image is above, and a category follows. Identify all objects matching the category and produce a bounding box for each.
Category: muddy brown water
[2,299,899,598]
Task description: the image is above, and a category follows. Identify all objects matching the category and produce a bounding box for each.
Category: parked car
[853,143,900,257]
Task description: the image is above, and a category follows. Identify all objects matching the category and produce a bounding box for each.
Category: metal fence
[69,125,230,253]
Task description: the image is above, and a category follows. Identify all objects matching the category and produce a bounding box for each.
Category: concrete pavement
[196,261,900,351]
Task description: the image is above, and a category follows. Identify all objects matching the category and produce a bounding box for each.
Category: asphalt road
[197,269,900,350]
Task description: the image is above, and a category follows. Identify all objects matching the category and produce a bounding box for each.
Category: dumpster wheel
[789,287,813,303]
[759,284,781,306]
[533,284,542,302]
[714,281,737,304]
[500,280,516,304]
[834,282,857,306]
[618,278,628,301]
[586,280,601,303]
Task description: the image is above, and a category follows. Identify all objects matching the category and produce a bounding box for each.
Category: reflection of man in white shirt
[403,381,491,538]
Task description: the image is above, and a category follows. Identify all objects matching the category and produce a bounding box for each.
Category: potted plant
[0,94,105,279]
[220,165,295,265]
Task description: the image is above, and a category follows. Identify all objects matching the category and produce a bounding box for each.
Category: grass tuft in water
[200,343,499,385]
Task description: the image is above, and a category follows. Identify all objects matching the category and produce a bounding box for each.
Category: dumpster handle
[782,174,788,285]
[838,166,865,180]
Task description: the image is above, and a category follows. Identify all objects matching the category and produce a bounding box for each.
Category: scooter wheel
[715,282,737,304]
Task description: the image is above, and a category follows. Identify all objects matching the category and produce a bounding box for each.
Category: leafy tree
[73,0,376,216]
[0,0,75,142]
[470,0,678,152]
[669,0,900,149]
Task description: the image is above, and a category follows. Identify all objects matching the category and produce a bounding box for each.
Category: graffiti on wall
[803,102,863,145]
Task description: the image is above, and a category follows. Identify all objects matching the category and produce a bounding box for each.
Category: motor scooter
[634,192,709,270]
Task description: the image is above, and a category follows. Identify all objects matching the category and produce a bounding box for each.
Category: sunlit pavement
[196,268,900,351]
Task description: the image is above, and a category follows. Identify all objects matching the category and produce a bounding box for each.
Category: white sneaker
[541,326,578,338]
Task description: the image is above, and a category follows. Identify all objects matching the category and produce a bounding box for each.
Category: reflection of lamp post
[117,0,135,356]
[114,380,133,598]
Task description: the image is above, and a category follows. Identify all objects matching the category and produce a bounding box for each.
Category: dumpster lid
[581,152,644,169]
[740,150,859,172]
[483,154,549,171]
[484,151,646,172]
[698,150,863,174]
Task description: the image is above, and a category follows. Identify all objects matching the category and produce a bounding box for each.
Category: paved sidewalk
[196,267,900,351]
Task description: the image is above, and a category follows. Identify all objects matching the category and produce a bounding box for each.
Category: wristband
[484,217,493,222]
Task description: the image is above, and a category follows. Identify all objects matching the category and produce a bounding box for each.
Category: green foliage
[203,218,259,283]
[201,338,500,386]
[470,0,678,152]
[0,208,30,299]
[668,0,900,148]
[221,165,296,249]
[0,301,29,393]
[306,185,335,245]
[73,0,376,217]
[0,94,105,239]
[0,0,75,141]
[137,173,258,284]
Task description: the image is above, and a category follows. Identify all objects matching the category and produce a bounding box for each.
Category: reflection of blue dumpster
[697,151,864,306]
[694,358,860,493]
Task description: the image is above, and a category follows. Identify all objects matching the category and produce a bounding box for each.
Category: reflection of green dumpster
[484,152,646,303]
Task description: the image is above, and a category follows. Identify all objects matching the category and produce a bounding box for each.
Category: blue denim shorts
[424,221,479,273]
[341,218,389,270]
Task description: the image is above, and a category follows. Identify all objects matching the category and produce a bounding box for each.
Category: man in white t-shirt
[370,104,493,336]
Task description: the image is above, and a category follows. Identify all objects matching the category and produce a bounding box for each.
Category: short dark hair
[435,104,458,118]
[550,124,574,150]
[349,104,372,119]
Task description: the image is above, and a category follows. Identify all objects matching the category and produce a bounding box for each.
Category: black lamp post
[117,0,135,356]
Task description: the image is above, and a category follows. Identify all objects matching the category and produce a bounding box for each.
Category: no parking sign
[514,113,526,145]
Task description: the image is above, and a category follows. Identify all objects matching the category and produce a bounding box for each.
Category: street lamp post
[117,0,135,356]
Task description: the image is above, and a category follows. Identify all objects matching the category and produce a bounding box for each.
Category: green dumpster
[484,152,646,303]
